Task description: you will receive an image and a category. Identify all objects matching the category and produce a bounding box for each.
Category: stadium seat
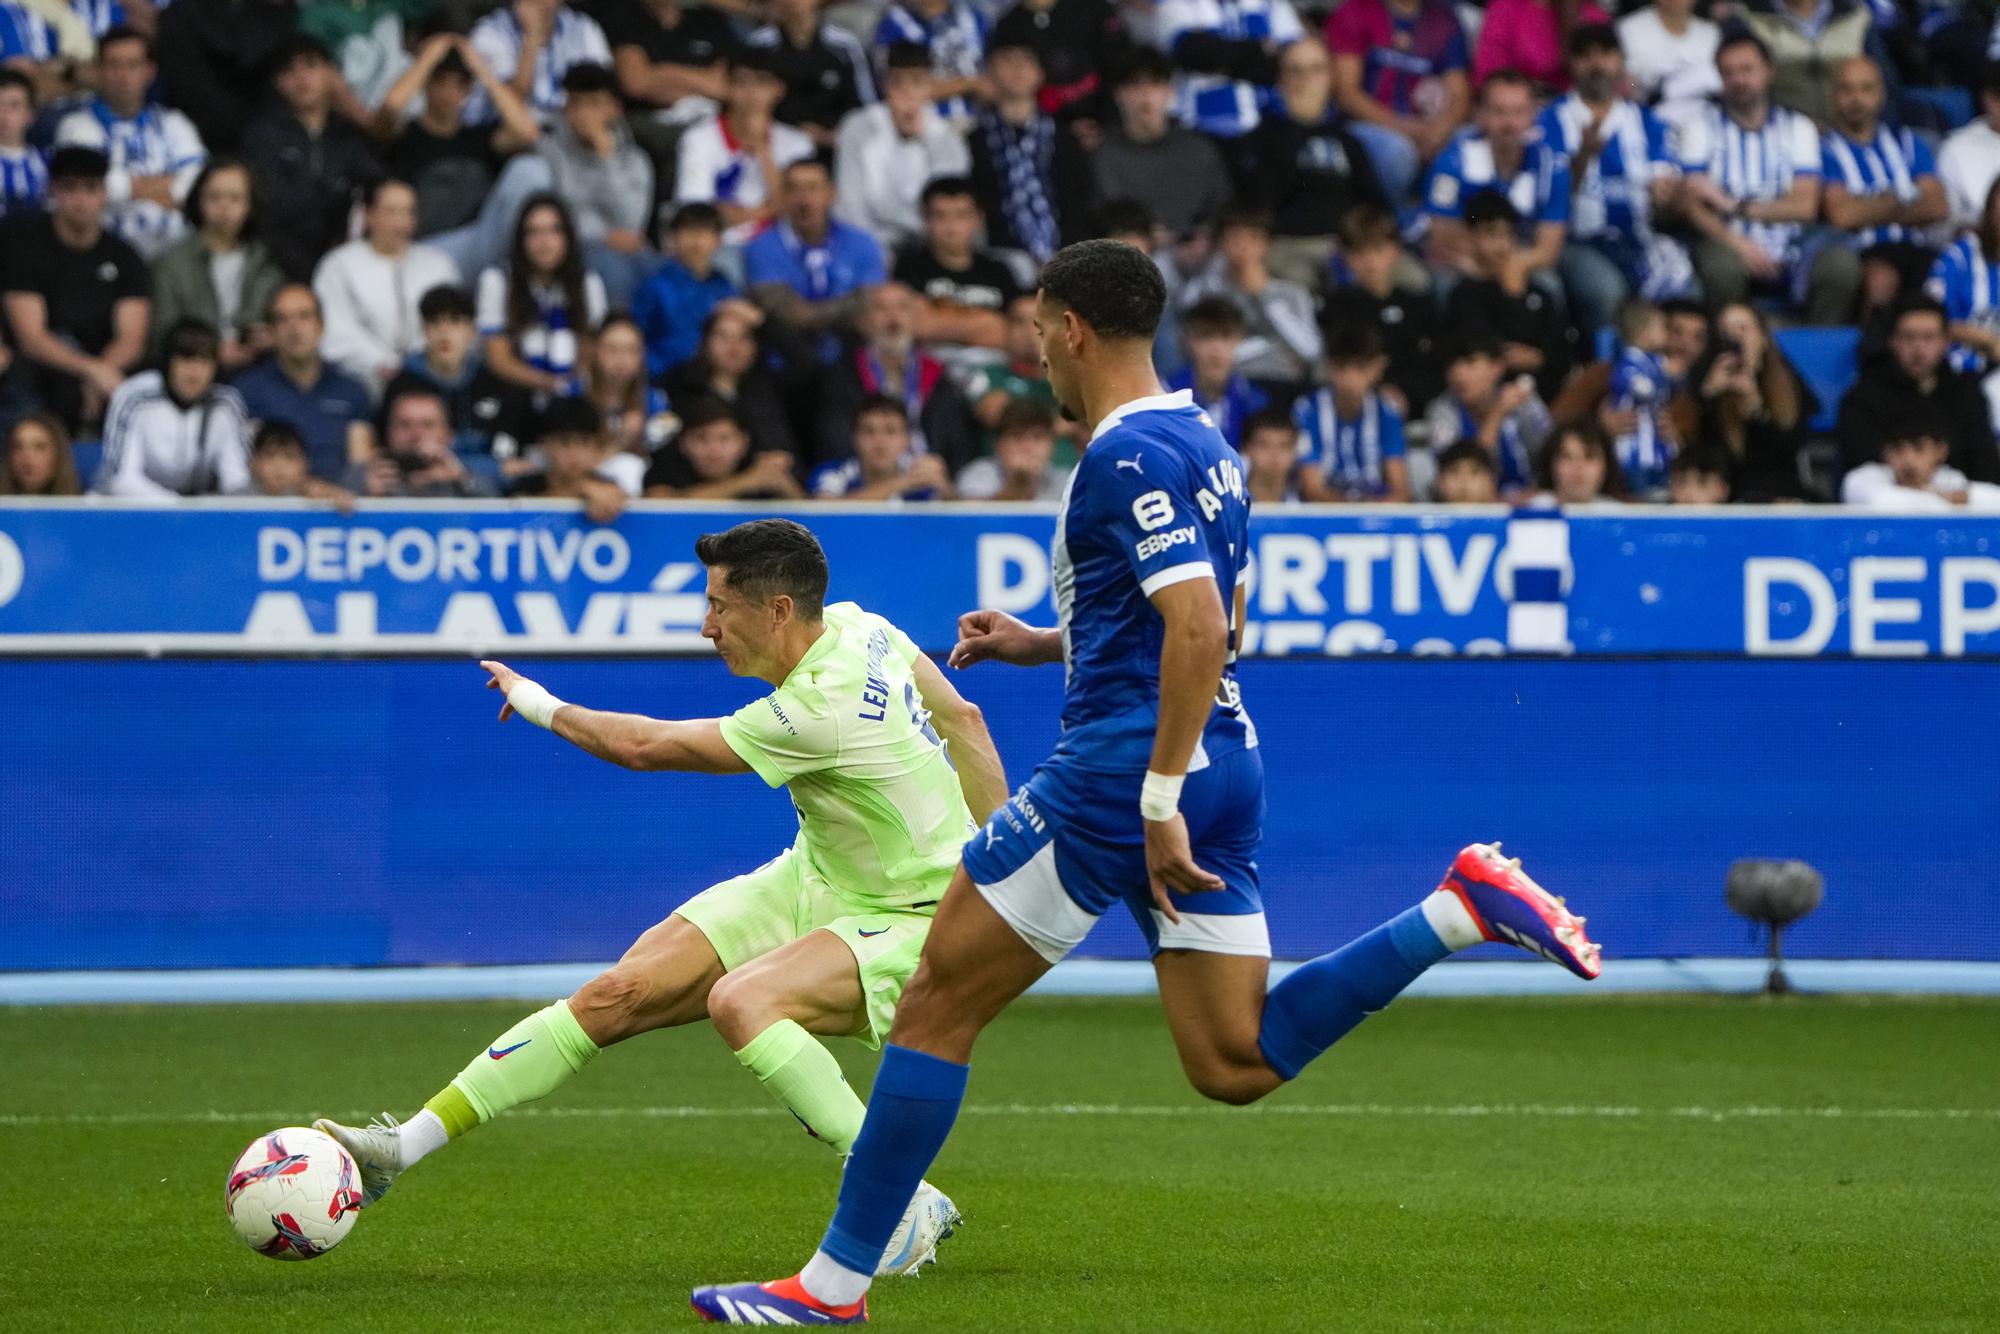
[70,440,103,489]
[1772,326,1861,435]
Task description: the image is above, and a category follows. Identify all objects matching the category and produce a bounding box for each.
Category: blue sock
[818,1045,969,1275]
[1257,906,1451,1080]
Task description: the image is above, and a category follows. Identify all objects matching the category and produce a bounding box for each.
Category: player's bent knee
[704,969,776,1048]
[1182,1054,1282,1107]
[569,967,650,1044]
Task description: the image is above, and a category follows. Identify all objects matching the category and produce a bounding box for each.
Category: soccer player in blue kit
[691,240,1604,1325]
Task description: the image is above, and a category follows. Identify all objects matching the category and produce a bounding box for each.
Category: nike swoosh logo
[488,1040,532,1060]
[857,928,890,937]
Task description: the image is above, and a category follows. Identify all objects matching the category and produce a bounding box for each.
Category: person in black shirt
[156,0,301,153]
[746,0,876,151]
[379,35,542,239]
[595,0,732,167]
[990,0,1129,129]
[967,37,1095,261]
[242,36,387,280]
[1322,205,1444,415]
[642,393,806,498]
[1237,35,1384,294]
[0,148,151,431]
[893,177,1023,352]
[382,285,533,462]
[1837,296,2000,485]
[1444,191,1575,401]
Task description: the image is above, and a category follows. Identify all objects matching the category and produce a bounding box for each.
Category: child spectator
[1432,439,1499,503]
[477,193,608,400]
[632,203,736,378]
[1177,207,1321,391]
[507,397,629,523]
[1167,297,1269,448]
[643,395,806,500]
[94,319,252,497]
[350,383,502,499]
[1323,205,1443,413]
[1840,410,2000,511]
[0,68,46,219]
[1667,445,1732,504]
[968,294,1070,461]
[148,157,286,373]
[811,394,953,500]
[1444,190,1573,399]
[955,398,1070,500]
[586,313,676,460]
[663,303,803,463]
[1425,333,1552,497]
[0,411,80,496]
[384,285,530,463]
[1607,299,1677,496]
[1529,420,1627,508]
[1239,406,1301,505]
[1292,324,1412,501]
[245,421,317,499]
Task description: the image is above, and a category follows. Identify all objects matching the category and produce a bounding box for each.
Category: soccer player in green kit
[315,519,1006,1274]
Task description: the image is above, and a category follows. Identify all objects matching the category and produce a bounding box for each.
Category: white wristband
[507,680,566,729]
[1139,770,1185,823]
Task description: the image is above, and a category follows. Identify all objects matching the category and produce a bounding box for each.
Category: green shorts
[674,848,938,1050]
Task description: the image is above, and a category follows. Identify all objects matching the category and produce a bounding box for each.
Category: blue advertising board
[2,501,1998,657]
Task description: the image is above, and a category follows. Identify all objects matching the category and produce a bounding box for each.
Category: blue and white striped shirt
[1821,123,1938,247]
[1158,0,1304,138]
[1425,131,1572,240]
[0,145,47,217]
[1536,94,1676,243]
[1609,346,1673,494]
[875,1,988,121]
[0,1,56,61]
[54,98,206,258]
[1927,234,2000,372]
[1292,387,1406,497]
[465,4,612,124]
[1678,102,1822,262]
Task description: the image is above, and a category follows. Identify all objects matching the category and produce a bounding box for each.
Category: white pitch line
[1,1103,1996,1129]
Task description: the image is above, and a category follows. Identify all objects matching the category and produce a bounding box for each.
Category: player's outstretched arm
[947,609,1063,670]
[479,660,751,775]
[911,651,1010,823]
[1141,578,1231,919]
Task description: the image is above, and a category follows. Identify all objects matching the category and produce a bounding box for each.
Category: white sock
[799,1249,873,1307]
[1421,889,1485,952]
[397,1108,450,1169]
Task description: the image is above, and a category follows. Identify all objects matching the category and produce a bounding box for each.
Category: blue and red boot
[690,1277,866,1325]
[1440,842,1603,980]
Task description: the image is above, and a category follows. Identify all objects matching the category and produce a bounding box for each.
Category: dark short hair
[1464,189,1521,231]
[1981,59,2000,100]
[1091,196,1154,240]
[1038,239,1165,341]
[274,33,335,72]
[1669,443,1731,482]
[1338,204,1400,251]
[1113,48,1173,88]
[996,397,1057,438]
[1239,406,1296,445]
[1566,21,1620,59]
[1445,330,1505,364]
[183,155,258,236]
[1893,293,1949,330]
[921,175,978,211]
[1480,68,1536,100]
[854,393,909,427]
[670,201,724,233]
[782,155,833,185]
[986,34,1040,64]
[431,47,472,82]
[1879,404,1953,450]
[48,145,109,183]
[728,45,784,78]
[1717,31,1772,67]
[268,282,321,322]
[531,396,604,444]
[1659,296,1707,324]
[1324,323,1385,365]
[163,318,221,364]
[884,42,932,75]
[365,175,415,210]
[381,380,449,433]
[0,68,36,106]
[1437,440,1498,478]
[678,394,747,436]
[693,518,830,620]
[562,61,618,97]
[1183,295,1246,339]
[96,23,150,59]
[419,284,476,323]
[252,420,306,455]
[1216,205,1273,237]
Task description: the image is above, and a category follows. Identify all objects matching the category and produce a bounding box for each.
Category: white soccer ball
[224,1126,363,1260]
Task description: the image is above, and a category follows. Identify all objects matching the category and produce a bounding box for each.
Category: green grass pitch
[4,995,1997,1332]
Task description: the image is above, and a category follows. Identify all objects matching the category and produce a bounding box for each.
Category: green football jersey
[718,602,973,908]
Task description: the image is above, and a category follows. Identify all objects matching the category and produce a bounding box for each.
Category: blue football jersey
[1050,389,1254,773]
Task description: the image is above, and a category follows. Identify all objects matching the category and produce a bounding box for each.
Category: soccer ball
[224,1127,363,1260]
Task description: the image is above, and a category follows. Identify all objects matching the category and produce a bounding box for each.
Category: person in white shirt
[1841,412,2000,511]
[1617,0,1720,136]
[313,178,460,392]
[94,319,252,496]
[52,25,204,260]
[954,397,1071,500]
[834,43,971,251]
[674,46,815,243]
[465,0,611,125]
[1938,62,2000,232]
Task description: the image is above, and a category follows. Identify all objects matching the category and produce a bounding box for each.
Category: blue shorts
[960,745,1268,962]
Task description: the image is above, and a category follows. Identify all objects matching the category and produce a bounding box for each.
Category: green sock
[426,1001,601,1138]
[736,1019,867,1156]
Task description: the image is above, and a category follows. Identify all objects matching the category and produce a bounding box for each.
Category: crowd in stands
[3,0,2000,515]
